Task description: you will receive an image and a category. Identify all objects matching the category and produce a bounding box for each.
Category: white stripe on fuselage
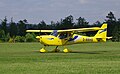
[74,35,82,42]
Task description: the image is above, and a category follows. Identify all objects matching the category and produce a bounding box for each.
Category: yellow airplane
[26,23,111,53]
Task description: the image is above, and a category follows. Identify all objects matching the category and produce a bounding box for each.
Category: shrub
[15,36,25,42]
[8,38,14,43]
[25,33,37,42]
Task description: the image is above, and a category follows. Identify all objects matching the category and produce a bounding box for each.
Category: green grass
[0,42,120,74]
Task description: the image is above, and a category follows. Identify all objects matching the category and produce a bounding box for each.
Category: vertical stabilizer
[94,23,107,42]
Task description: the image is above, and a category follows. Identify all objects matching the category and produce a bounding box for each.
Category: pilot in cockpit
[59,33,68,39]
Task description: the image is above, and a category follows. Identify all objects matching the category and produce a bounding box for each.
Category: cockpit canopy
[50,30,71,39]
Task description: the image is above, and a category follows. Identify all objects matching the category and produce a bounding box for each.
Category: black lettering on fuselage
[86,38,93,42]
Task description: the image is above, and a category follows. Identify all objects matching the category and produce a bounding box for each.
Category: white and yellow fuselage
[38,34,104,46]
[37,23,107,46]
[27,23,110,52]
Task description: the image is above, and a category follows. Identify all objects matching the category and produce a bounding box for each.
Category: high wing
[26,27,102,33]
[26,30,53,32]
[58,27,103,32]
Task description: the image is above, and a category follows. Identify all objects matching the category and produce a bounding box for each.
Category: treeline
[0,12,120,42]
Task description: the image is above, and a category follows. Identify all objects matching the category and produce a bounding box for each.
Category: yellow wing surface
[60,27,102,32]
[26,30,53,32]
[26,27,103,33]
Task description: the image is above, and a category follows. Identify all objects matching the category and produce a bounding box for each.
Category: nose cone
[39,36,46,45]
[36,36,42,42]
[39,36,43,43]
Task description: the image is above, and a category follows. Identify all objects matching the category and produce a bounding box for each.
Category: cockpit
[50,30,71,39]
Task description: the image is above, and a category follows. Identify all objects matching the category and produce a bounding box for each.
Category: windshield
[50,30,58,37]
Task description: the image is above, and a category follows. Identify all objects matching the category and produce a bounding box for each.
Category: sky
[0,0,120,24]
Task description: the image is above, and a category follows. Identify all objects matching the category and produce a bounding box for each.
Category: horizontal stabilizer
[106,37,112,39]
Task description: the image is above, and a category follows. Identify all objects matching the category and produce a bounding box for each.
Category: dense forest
[0,12,120,42]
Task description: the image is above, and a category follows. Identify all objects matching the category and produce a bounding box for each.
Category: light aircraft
[26,23,111,53]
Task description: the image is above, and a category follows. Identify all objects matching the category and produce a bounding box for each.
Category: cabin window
[50,30,58,37]
[59,33,71,39]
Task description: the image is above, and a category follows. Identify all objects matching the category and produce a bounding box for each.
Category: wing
[26,27,102,33]
[58,27,103,32]
[26,30,53,32]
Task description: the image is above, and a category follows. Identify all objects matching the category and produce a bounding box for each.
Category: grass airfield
[0,42,120,74]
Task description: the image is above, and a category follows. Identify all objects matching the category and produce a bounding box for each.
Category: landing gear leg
[52,46,60,52]
[40,46,47,53]
[63,46,71,53]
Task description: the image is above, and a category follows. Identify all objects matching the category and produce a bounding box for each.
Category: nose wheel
[63,48,71,53]
[40,46,47,53]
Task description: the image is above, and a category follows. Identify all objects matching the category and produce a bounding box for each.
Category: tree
[0,30,10,42]
[105,11,117,37]
[50,21,56,29]
[106,11,116,21]
[9,18,18,37]
[75,17,89,28]
[0,30,5,41]
[112,19,120,42]
[60,15,74,29]
[93,21,101,27]
[117,19,120,41]
[105,12,120,42]
[17,20,27,36]
[38,20,47,29]
[0,16,8,34]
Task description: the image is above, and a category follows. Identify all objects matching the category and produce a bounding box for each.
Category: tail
[94,23,107,42]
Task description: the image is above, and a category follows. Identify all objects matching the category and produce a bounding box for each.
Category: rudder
[94,23,107,42]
